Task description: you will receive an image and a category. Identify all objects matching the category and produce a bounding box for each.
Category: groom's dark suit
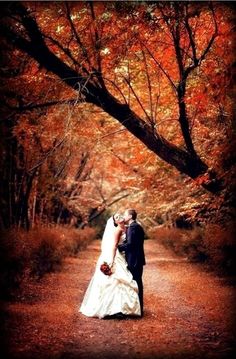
[118,221,146,316]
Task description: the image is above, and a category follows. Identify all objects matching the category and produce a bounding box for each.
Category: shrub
[62,227,97,256]
[147,226,206,261]
[203,223,236,274]
[29,228,65,279]
[0,229,31,299]
[0,225,97,299]
[148,223,236,274]
[29,226,96,277]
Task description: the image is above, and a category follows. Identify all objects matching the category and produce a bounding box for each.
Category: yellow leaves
[55,25,64,34]
[100,47,110,56]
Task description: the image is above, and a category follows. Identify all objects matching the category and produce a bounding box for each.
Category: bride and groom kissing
[80,209,146,319]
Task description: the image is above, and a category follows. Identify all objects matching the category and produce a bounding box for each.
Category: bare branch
[74,152,90,181]
[88,192,130,223]
[140,44,155,125]
[184,7,198,65]
[137,37,177,92]
[98,128,126,140]
[28,136,67,173]
[65,2,92,68]
[89,1,102,74]
[3,98,82,112]
[123,76,153,123]
[102,76,128,104]
[44,34,89,76]
[55,151,72,178]
[184,3,218,78]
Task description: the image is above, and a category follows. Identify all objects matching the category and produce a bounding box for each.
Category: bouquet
[100,261,112,276]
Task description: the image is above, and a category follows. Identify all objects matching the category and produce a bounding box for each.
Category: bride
[79,213,141,319]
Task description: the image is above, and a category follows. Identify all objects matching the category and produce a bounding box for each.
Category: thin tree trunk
[31,177,38,228]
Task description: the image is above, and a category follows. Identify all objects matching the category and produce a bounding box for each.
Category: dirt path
[2,240,236,359]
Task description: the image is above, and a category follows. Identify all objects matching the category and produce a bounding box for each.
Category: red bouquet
[100,261,112,276]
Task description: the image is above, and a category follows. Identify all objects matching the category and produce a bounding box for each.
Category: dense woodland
[0,1,235,289]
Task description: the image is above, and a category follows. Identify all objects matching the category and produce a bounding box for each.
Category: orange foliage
[0,2,234,228]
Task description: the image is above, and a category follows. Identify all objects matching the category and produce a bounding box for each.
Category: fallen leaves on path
[2,240,236,359]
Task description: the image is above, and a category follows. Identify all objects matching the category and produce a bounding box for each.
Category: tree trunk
[18,174,35,230]
[31,172,38,228]
[0,118,19,228]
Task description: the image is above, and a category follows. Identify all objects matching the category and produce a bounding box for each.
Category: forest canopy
[0,1,235,229]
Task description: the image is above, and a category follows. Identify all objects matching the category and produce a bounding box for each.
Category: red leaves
[194,173,211,187]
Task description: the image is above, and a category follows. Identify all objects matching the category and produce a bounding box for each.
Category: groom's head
[124,209,137,224]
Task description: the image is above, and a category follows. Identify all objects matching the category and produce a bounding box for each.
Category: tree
[0,1,234,194]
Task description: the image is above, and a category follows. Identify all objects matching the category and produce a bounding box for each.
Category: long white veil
[100,216,116,265]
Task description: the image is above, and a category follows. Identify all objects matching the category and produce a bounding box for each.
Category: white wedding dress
[79,217,141,318]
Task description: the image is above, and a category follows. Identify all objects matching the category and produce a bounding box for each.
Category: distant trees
[0,94,136,229]
[0,106,91,229]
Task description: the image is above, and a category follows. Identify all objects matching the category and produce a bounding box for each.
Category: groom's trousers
[129,266,144,316]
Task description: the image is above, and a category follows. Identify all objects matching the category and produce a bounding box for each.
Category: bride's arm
[110,228,122,266]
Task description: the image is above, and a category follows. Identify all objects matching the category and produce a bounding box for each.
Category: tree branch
[28,136,67,173]
[65,2,92,68]
[137,37,177,92]
[184,6,198,66]
[44,34,89,76]
[88,193,130,223]
[122,76,153,123]
[89,1,102,74]
[3,98,81,112]
[140,44,155,125]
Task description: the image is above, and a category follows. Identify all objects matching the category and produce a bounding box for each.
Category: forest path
[3,239,236,359]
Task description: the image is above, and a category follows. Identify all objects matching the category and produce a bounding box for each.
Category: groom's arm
[118,226,136,253]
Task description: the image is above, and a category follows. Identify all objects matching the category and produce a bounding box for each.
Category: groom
[118,209,146,317]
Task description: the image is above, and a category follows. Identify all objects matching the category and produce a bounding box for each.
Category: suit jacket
[118,221,146,270]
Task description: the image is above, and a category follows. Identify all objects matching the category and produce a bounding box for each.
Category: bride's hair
[113,213,124,226]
